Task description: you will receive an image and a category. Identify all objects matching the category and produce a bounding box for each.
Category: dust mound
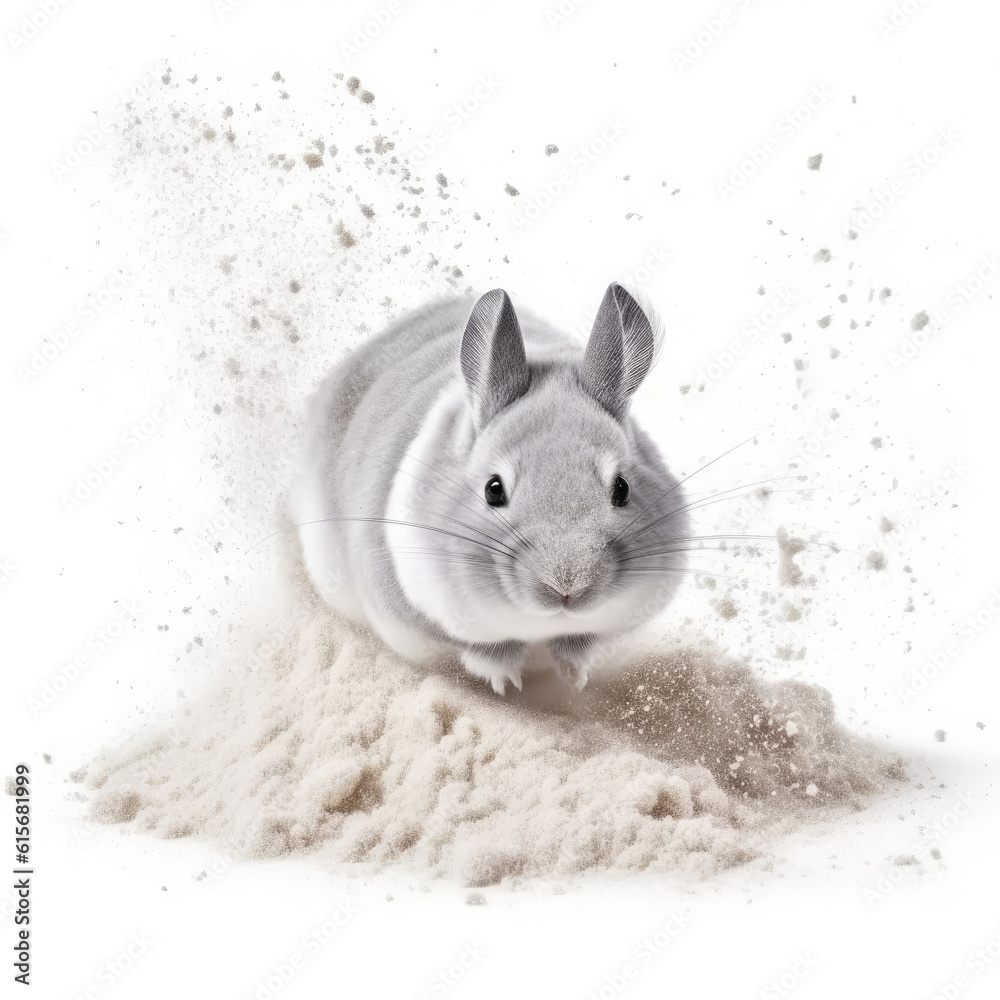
[86,583,903,887]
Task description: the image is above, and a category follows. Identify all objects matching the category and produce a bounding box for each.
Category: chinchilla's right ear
[460,289,531,432]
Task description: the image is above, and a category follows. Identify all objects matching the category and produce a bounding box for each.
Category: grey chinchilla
[290,283,690,694]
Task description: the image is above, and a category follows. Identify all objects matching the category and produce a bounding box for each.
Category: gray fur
[289,282,690,695]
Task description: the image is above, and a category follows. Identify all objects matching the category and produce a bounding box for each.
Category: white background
[3,0,1000,997]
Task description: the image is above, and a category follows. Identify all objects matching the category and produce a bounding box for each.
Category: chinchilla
[290,282,690,694]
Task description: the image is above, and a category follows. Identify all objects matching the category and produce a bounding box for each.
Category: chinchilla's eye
[611,474,631,507]
[485,474,507,507]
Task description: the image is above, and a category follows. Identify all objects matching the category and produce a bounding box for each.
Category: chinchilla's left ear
[579,282,659,421]
[460,289,531,432]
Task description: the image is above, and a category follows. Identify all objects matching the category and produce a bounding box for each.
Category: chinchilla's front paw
[461,640,527,696]
[549,633,599,693]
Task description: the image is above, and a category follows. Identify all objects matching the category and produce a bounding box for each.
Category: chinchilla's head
[454,283,690,634]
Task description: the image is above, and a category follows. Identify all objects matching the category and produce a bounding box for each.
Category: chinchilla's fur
[290,283,690,694]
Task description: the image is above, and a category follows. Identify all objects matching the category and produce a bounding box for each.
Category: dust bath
[79,62,905,887]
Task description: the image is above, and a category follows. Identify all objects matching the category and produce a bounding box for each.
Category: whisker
[623,485,814,543]
[610,427,770,543]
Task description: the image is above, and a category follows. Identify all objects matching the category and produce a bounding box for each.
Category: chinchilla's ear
[460,289,531,431]
[580,282,659,421]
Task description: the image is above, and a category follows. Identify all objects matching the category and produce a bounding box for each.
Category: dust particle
[465,892,488,906]
[223,106,233,119]
[436,173,448,188]
[373,136,395,155]
[346,76,361,95]
[817,315,832,328]
[829,346,840,358]
[716,598,738,620]
[807,153,823,170]
[504,183,520,197]
[289,280,301,293]
[870,436,882,449]
[977,722,986,730]
[360,204,375,219]
[43,753,52,763]
[878,516,895,533]
[934,730,946,742]
[866,551,886,571]
[879,287,892,303]
[910,311,930,331]
[776,527,807,586]
[272,71,283,82]
[679,384,691,394]
[544,144,559,156]
[813,248,832,263]
[303,153,324,170]
[4,777,15,796]
[334,221,356,248]
[757,285,765,296]
[360,90,375,104]
[782,332,792,343]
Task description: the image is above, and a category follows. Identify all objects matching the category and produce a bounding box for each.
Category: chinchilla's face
[465,371,689,627]
[387,281,688,644]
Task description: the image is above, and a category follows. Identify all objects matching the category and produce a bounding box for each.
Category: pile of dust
[84,573,904,887]
[77,61,906,886]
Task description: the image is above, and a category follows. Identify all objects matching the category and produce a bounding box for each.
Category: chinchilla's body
[290,284,689,694]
